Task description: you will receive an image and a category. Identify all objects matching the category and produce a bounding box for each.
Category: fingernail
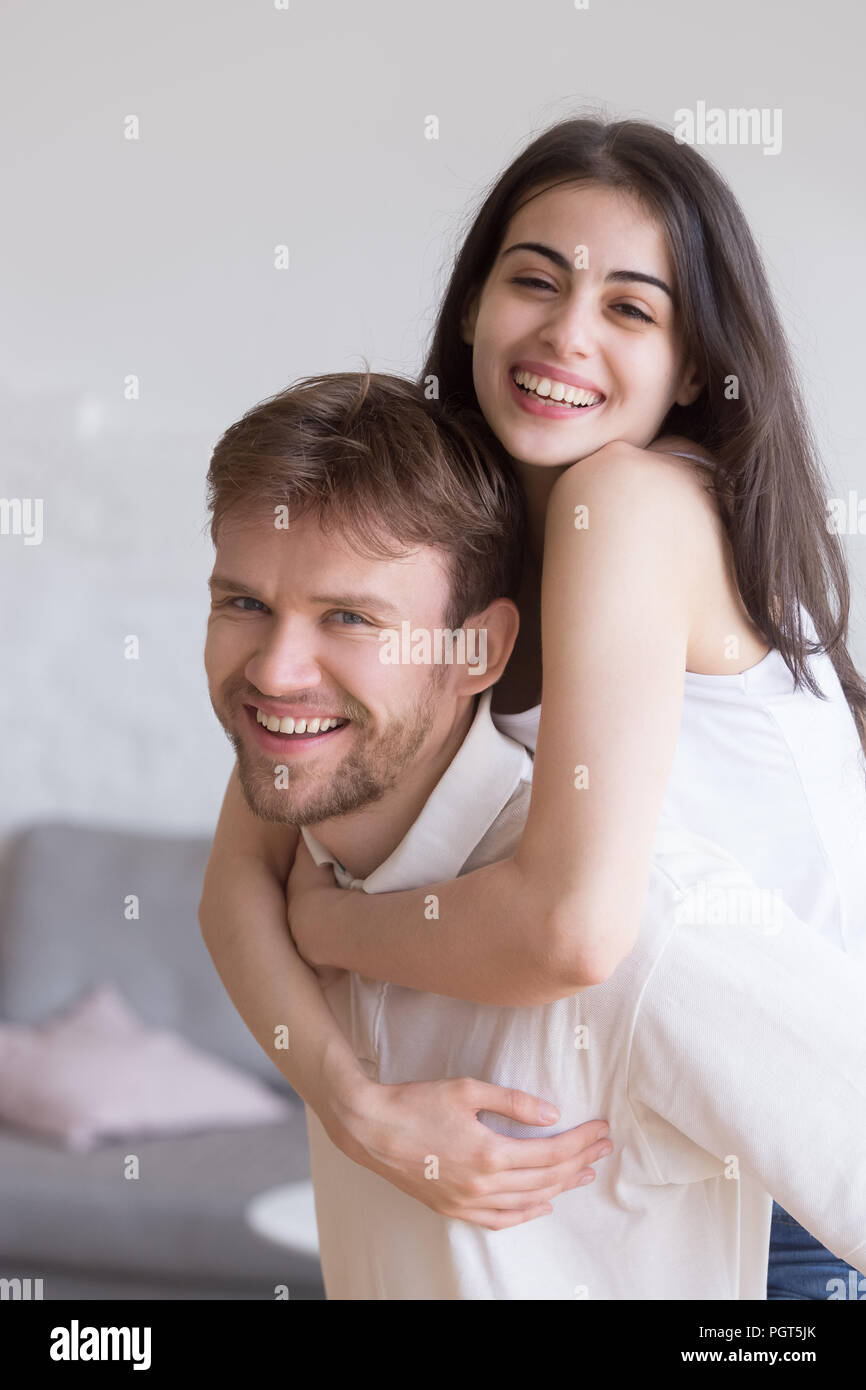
[598,1142,613,1157]
[576,1172,594,1186]
[539,1105,559,1122]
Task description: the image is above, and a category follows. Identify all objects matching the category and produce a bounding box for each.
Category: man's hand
[329,1075,614,1230]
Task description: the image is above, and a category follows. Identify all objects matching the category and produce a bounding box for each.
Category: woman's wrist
[290,884,347,970]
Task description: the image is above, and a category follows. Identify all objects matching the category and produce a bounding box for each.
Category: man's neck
[305,696,478,880]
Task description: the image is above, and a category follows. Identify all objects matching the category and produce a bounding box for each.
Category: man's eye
[230,596,267,612]
[329,611,369,626]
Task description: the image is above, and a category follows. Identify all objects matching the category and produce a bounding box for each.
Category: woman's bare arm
[290,442,710,1001]
[198,765,614,1221]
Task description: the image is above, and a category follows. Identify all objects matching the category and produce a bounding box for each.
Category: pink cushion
[0,982,292,1151]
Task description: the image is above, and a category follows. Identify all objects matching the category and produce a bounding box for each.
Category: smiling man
[204,373,520,877]
[202,371,866,1300]
[206,516,467,847]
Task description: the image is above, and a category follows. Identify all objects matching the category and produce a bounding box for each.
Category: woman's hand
[286,834,344,979]
[322,1072,613,1231]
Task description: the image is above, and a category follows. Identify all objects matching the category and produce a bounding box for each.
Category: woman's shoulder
[634,439,772,673]
[556,437,771,675]
[551,437,726,633]
[643,433,717,466]
[559,435,722,532]
[605,433,717,485]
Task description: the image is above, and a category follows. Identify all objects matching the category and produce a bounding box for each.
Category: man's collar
[300,687,532,892]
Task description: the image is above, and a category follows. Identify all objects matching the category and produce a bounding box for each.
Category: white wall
[2,0,864,842]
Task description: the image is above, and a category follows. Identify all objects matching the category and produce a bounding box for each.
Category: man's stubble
[220,665,449,827]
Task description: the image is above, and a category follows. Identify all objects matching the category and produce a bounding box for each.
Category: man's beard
[213,670,446,826]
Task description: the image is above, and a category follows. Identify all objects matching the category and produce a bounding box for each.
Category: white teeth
[256,709,345,735]
[513,369,602,407]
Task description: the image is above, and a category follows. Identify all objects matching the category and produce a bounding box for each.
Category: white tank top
[492,450,866,956]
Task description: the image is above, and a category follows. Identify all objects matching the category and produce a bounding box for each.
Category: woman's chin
[503,428,607,470]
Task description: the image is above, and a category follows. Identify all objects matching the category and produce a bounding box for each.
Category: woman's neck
[513,456,571,567]
[492,455,566,715]
[492,559,543,713]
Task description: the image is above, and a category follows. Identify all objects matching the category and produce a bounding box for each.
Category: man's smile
[243,703,354,756]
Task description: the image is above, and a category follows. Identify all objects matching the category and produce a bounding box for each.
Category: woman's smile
[462,182,698,467]
[508,366,606,420]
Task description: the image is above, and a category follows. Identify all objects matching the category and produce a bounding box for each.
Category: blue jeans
[767,1201,865,1300]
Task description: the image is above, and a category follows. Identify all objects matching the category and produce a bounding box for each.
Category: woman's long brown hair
[420,114,866,760]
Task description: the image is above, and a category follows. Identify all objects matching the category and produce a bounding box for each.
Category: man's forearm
[198,766,372,1127]
[199,851,370,1123]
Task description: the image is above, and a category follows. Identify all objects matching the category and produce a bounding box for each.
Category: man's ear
[460,290,480,346]
[675,354,704,407]
[456,597,520,695]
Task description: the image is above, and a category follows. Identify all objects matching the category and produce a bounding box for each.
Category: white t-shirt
[302,688,866,1300]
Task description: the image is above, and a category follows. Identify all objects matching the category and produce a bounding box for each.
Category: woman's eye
[615,303,654,323]
[511,276,556,291]
[511,277,653,324]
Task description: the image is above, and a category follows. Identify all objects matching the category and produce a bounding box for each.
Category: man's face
[204,508,458,827]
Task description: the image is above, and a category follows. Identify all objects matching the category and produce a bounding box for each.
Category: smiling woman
[458,180,702,481]
[198,114,866,1302]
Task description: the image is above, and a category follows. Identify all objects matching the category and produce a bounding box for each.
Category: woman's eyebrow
[500,241,673,299]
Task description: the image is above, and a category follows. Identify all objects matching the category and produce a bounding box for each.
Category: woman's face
[461,180,704,468]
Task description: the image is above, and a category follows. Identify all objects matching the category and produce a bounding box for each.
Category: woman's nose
[538,293,597,360]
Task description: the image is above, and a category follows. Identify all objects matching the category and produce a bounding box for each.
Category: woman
[200,115,866,1298]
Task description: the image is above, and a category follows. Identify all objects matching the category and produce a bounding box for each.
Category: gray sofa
[0,821,326,1300]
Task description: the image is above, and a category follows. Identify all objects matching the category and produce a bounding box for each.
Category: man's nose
[244,618,323,695]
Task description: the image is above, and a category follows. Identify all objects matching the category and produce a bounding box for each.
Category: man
[204,371,866,1300]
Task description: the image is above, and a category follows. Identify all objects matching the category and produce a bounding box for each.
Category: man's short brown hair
[206,371,527,629]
